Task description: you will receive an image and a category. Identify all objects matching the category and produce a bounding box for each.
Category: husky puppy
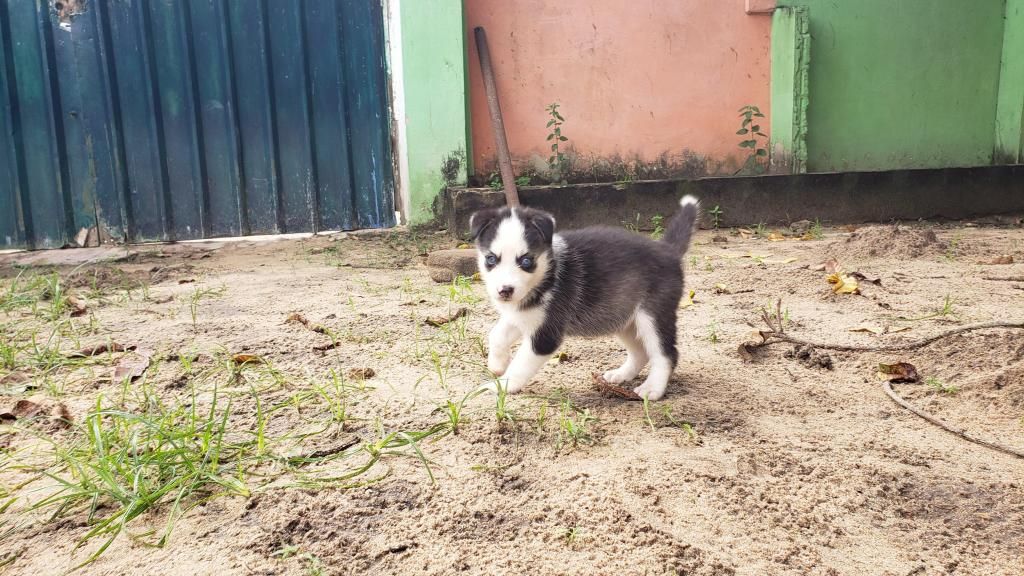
[470,195,700,400]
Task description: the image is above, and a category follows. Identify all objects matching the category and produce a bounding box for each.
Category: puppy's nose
[498,285,515,299]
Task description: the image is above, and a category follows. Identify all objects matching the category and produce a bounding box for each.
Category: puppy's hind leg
[632,309,678,401]
[602,320,649,385]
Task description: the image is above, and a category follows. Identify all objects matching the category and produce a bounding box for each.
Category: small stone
[790,220,813,235]
[425,249,479,283]
[712,235,728,243]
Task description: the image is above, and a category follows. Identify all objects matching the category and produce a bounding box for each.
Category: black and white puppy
[470,195,700,400]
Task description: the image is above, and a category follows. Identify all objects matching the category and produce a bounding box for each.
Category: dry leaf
[549,351,572,365]
[457,243,471,249]
[849,271,882,286]
[591,372,641,400]
[286,312,310,327]
[679,290,696,309]
[54,403,73,426]
[113,349,152,381]
[312,342,341,352]
[877,362,920,383]
[849,324,884,335]
[0,399,43,422]
[713,284,730,294]
[737,342,759,361]
[1,372,30,386]
[981,255,1014,265]
[70,342,130,358]
[886,325,912,334]
[764,258,798,265]
[425,307,469,327]
[286,313,330,335]
[346,367,375,380]
[823,258,841,275]
[767,232,786,242]
[67,295,88,317]
[827,273,860,295]
[231,354,262,365]
[178,278,195,284]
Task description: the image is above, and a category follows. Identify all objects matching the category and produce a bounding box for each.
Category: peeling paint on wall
[464,0,772,178]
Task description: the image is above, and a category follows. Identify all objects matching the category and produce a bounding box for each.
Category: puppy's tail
[662,195,700,254]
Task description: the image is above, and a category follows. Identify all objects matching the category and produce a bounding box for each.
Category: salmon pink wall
[465,0,772,176]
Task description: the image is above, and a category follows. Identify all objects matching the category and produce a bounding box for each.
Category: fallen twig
[304,437,361,459]
[983,276,1024,282]
[425,307,469,327]
[882,382,1024,460]
[756,321,1024,353]
[591,372,642,401]
[740,299,1024,460]
[742,300,1024,353]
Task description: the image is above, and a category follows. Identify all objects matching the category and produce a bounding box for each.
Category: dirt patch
[828,224,947,260]
[1,226,1023,575]
[63,265,149,292]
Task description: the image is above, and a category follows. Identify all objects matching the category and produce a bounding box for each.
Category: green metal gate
[1,0,395,250]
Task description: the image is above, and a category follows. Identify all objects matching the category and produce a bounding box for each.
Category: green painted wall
[769,7,809,174]
[400,0,469,224]
[995,0,1024,164]
[777,0,1006,172]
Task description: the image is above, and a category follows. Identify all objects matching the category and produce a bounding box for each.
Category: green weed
[188,285,227,330]
[556,397,595,450]
[25,385,251,568]
[709,205,723,229]
[807,219,824,240]
[926,377,959,395]
[707,322,720,344]
[650,214,665,240]
[945,232,963,261]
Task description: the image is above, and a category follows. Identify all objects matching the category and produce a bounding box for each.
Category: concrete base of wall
[442,165,1024,238]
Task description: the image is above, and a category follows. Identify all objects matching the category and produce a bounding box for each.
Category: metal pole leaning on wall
[473,26,520,207]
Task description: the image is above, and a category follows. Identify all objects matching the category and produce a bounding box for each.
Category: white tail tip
[679,195,699,208]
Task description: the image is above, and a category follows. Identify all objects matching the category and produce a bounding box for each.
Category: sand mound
[829,225,946,260]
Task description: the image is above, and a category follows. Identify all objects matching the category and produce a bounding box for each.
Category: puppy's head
[470,206,555,306]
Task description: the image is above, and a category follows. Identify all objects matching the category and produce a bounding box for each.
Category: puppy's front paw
[477,376,525,395]
[477,376,507,394]
[633,380,667,401]
[487,352,510,377]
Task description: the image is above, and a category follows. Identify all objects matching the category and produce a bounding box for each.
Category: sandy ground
[1,220,1023,576]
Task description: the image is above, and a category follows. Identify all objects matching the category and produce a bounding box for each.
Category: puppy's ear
[523,209,556,246]
[469,208,500,243]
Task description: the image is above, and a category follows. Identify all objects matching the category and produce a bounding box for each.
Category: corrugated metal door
[0,0,395,250]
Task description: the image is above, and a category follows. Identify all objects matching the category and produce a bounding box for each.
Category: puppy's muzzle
[498,285,515,300]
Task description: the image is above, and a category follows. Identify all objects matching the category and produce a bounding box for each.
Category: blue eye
[519,256,534,269]
[485,254,498,267]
